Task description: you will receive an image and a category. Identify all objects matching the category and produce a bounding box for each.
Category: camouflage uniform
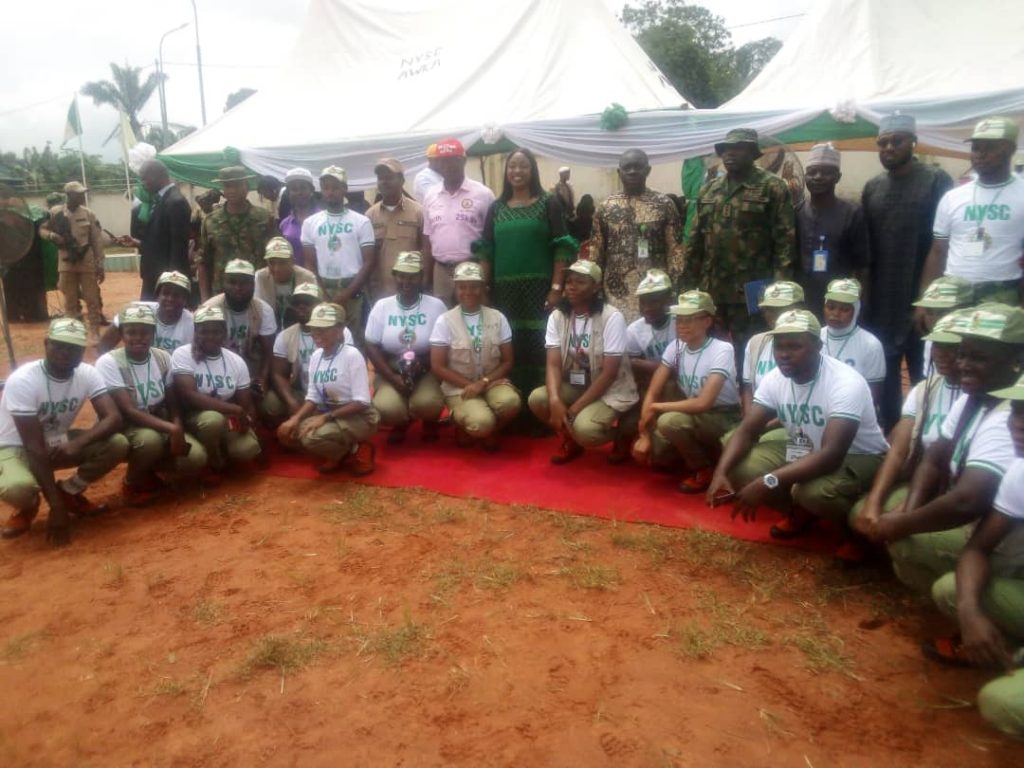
[683,166,796,350]
[200,201,273,292]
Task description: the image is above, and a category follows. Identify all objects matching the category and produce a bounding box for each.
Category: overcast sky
[0,0,808,162]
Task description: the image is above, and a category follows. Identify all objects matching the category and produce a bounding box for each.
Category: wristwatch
[762,473,780,489]
[482,376,491,385]
[550,282,563,291]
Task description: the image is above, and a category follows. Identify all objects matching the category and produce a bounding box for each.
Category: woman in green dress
[476,148,577,397]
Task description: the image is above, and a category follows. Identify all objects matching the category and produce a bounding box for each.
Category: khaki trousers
[298,409,380,462]
[528,383,637,448]
[184,411,261,471]
[446,383,521,439]
[123,425,207,485]
[373,373,445,428]
[653,408,740,470]
[59,270,102,329]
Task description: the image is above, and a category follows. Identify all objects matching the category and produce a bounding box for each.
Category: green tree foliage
[0,144,126,194]
[81,63,164,137]
[621,1,781,107]
[142,124,197,152]
[225,88,257,112]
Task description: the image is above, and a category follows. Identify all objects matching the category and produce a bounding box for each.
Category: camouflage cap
[714,128,762,158]
[292,282,323,301]
[913,276,974,309]
[923,309,970,343]
[635,269,673,296]
[264,237,294,260]
[824,278,861,304]
[990,371,1024,401]
[393,251,423,274]
[453,261,484,282]
[567,259,602,284]
[212,166,256,184]
[156,270,191,292]
[768,309,822,337]
[47,317,88,347]
[957,303,1024,344]
[307,302,347,328]
[759,280,805,308]
[193,305,226,324]
[670,290,716,317]
[119,302,157,327]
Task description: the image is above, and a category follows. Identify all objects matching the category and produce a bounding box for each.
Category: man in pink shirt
[422,138,496,305]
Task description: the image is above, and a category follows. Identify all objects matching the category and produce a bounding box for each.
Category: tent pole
[479,156,485,186]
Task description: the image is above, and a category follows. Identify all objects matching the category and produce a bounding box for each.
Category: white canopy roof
[163,0,685,185]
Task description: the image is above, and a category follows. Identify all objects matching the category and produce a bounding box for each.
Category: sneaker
[551,436,584,465]
[769,511,816,540]
[677,467,713,494]
[606,436,632,465]
[834,539,868,566]
[1,502,39,539]
[58,487,108,517]
[350,442,376,477]
[921,635,972,668]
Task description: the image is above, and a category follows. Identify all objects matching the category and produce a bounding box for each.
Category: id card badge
[45,432,68,449]
[962,233,986,259]
[812,249,829,273]
[637,238,649,262]
[785,433,813,462]
[569,369,587,387]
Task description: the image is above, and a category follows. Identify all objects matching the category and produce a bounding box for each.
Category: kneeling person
[634,291,739,492]
[277,303,378,474]
[626,269,676,393]
[96,304,207,505]
[707,310,888,557]
[0,319,128,544]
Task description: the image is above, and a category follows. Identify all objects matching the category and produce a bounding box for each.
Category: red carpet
[261,424,839,552]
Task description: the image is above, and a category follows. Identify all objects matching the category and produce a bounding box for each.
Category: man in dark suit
[138,160,192,301]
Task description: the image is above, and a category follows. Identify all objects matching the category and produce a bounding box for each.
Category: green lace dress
[476,194,576,394]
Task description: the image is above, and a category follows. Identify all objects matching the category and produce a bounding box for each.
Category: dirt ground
[0,274,1021,767]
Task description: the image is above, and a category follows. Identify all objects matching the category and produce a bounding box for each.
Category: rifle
[51,210,90,264]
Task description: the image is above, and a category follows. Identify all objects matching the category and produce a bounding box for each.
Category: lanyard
[461,309,483,354]
[40,361,71,431]
[826,327,855,360]
[127,353,155,409]
[788,359,822,435]
[398,294,423,349]
[970,178,1014,234]
[313,344,344,407]
[202,355,228,399]
[951,403,991,477]
[676,337,711,396]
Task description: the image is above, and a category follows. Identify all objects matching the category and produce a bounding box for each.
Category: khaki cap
[156,271,191,292]
[307,302,346,328]
[768,309,822,336]
[957,303,1024,344]
[990,371,1024,400]
[759,281,804,308]
[824,278,861,304]
[224,259,256,277]
[567,259,602,283]
[913,276,974,309]
[374,158,404,175]
[292,282,323,300]
[393,251,423,274]
[63,181,87,194]
[194,305,225,324]
[264,237,294,260]
[47,317,88,347]
[923,310,969,343]
[635,269,673,296]
[119,302,157,327]
[319,166,347,185]
[453,262,484,282]
[670,290,716,317]
[967,116,1019,144]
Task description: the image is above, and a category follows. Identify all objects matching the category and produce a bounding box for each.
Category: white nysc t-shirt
[933,176,1024,282]
[900,376,960,449]
[225,298,277,357]
[95,351,172,412]
[660,337,739,406]
[941,394,1013,481]
[112,301,194,352]
[626,317,674,362]
[273,325,355,393]
[306,345,372,410]
[301,209,376,280]
[820,326,886,383]
[0,360,106,448]
[366,294,448,356]
[171,345,251,402]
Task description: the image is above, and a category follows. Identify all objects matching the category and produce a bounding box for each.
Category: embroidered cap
[913,276,974,309]
[670,290,716,317]
[453,261,484,282]
[194,305,226,324]
[567,259,602,283]
[824,277,861,304]
[393,251,423,274]
[879,113,916,136]
[807,142,841,169]
[956,303,1024,344]
[119,302,157,327]
[264,237,294,261]
[768,309,822,337]
[224,259,256,277]
[156,270,191,292]
[759,280,805,308]
[284,167,316,186]
[923,310,970,344]
[635,269,673,296]
[435,138,466,158]
[319,166,347,185]
[967,116,1019,144]
[292,282,323,301]
[990,371,1024,400]
[47,317,88,347]
[307,302,347,328]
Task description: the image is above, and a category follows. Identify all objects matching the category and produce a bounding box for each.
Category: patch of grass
[192,599,225,626]
[321,488,383,523]
[433,504,465,525]
[786,632,854,675]
[1,631,48,662]
[144,571,170,594]
[559,564,622,590]
[145,677,187,697]
[431,559,468,604]
[102,561,126,589]
[681,529,749,569]
[610,528,674,564]
[446,664,471,697]
[354,614,429,665]
[671,588,771,661]
[475,561,523,590]
[240,634,327,677]
[675,622,719,660]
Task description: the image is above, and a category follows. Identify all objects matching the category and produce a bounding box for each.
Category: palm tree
[80,63,165,137]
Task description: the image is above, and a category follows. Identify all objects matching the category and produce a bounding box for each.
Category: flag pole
[73,94,89,206]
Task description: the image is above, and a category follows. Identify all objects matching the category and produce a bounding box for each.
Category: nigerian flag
[62,98,82,146]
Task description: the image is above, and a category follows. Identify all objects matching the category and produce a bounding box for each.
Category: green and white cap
[635,268,672,296]
[567,259,602,283]
[119,302,157,327]
[156,270,190,292]
[194,305,226,324]
[307,302,346,328]
[759,280,804,308]
[768,309,821,336]
[264,237,294,260]
[669,290,716,317]
[990,372,1024,400]
[824,277,861,304]
[47,317,88,347]
[453,261,484,282]
[957,303,1024,344]
[913,276,974,309]
[967,116,1019,143]
[393,251,423,274]
[224,259,256,277]
[292,282,323,300]
[923,310,969,343]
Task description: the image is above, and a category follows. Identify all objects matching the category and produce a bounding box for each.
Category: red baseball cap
[435,138,466,158]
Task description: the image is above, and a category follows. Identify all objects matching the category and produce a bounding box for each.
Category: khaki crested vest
[551,303,638,412]
[277,323,309,388]
[202,294,263,373]
[439,305,504,397]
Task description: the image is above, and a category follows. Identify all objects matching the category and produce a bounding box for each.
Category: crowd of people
[7,114,1024,737]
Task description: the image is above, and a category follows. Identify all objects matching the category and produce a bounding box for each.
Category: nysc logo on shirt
[38,398,80,417]
[963,204,1011,222]
[387,313,429,328]
[778,403,827,428]
[195,373,234,390]
[313,368,338,384]
[318,221,355,236]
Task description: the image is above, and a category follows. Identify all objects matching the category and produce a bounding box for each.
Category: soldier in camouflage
[683,128,796,365]
[199,166,274,300]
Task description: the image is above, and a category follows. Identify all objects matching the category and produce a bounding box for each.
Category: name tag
[569,369,587,387]
[962,237,985,258]
[637,239,649,262]
[812,249,829,273]
[45,432,68,449]
[785,433,813,462]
